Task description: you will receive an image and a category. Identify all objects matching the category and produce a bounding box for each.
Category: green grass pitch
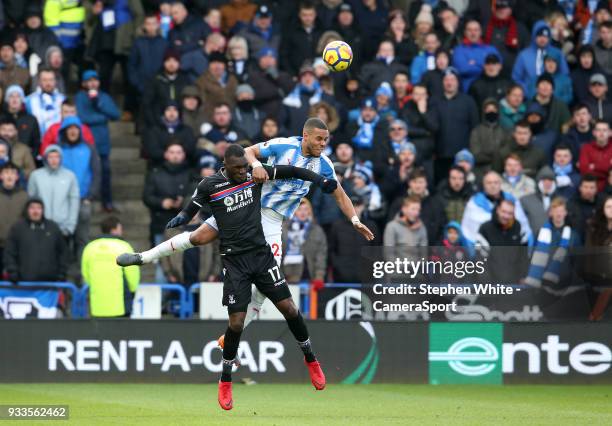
[0,383,611,425]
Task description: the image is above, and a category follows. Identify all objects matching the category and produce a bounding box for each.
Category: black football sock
[287,312,316,363]
[221,327,242,382]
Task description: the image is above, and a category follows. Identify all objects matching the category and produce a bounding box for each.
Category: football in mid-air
[322,40,353,72]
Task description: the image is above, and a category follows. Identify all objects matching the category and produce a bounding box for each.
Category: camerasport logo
[428,324,612,384]
[48,339,286,374]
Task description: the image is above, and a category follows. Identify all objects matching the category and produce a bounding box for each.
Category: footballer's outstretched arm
[333,184,375,241]
[266,165,337,193]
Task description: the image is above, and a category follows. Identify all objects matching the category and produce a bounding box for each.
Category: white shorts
[204,208,283,267]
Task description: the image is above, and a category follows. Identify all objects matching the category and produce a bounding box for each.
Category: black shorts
[221,245,291,314]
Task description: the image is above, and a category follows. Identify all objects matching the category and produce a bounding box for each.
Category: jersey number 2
[271,243,280,257]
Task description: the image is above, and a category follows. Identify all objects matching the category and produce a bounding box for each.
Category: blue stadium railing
[0,281,84,318]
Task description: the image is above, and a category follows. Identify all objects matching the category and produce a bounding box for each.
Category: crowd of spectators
[0,1,610,316]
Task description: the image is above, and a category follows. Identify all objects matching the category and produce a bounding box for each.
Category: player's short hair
[100,216,121,234]
[225,143,245,160]
[303,117,328,132]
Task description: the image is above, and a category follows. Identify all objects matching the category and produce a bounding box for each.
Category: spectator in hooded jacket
[233,84,262,141]
[452,19,501,92]
[552,143,581,200]
[127,13,169,102]
[143,101,196,166]
[28,145,80,238]
[58,116,101,261]
[75,70,120,212]
[0,163,28,274]
[180,85,206,134]
[434,165,474,224]
[3,197,68,282]
[23,5,59,63]
[584,73,612,123]
[579,120,612,192]
[4,85,40,158]
[469,97,512,179]
[167,1,211,55]
[245,47,294,119]
[358,40,409,96]
[39,98,95,156]
[534,55,573,105]
[142,48,190,127]
[25,67,65,135]
[524,102,559,163]
[512,20,569,94]
[432,67,479,183]
[0,116,35,178]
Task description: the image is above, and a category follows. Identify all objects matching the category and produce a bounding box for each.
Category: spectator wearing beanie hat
[196,51,239,121]
[380,139,418,203]
[454,148,478,193]
[4,84,41,158]
[233,83,262,141]
[23,5,60,62]
[512,20,569,94]
[585,72,612,124]
[142,48,190,127]
[532,72,571,134]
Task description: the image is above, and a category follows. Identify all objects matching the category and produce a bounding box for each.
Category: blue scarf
[352,115,380,149]
[525,221,572,288]
[285,218,311,257]
[283,81,322,109]
[553,162,573,176]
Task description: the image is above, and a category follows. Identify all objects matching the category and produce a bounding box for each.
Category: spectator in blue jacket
[512,20,570,94]
[451,19,501,92]
[168,1,211,56]
[75,70,120,212]
[527,54,573,104]
[127,14,169,97]
[410,32,441,84]
[58,115,101,262]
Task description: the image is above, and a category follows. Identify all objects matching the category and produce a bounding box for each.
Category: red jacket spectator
[579,138,612,191]
[39,122,94,156]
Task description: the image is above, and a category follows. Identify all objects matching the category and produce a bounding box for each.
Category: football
[322,40,353,72]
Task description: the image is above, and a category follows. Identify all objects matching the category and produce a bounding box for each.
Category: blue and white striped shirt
[258,136,337,218]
